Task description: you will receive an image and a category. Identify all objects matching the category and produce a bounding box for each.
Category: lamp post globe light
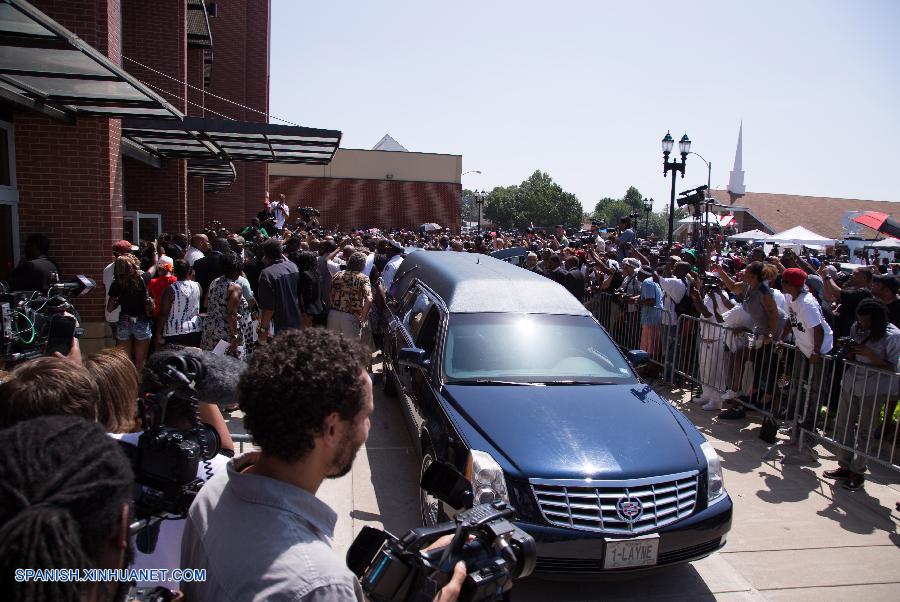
[662,131,690,246]
[474,190,487,232]
[643,198,654,238]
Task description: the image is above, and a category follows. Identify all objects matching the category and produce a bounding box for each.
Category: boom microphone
[142,346,245,409]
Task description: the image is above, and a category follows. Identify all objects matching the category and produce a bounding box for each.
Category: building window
[0,120,18,283]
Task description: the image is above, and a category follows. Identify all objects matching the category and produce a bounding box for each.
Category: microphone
[142,346,245,409]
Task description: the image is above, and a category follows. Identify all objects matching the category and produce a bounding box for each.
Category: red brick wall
[204,0,270,227]
[120,0,188,233]
[15,1,123,324]
[187,176,205,233]
[268,176,462,231]
[123,158,188,235]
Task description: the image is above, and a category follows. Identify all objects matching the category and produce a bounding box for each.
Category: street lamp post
[643,198,654,238]
[474,190,487,232]
[661,131,691,247]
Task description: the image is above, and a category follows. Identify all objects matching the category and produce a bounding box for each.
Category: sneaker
[721,389,740,401]
[718,407,746,420]
[702,400,723,411]
[843,473,865,491]
[823,468,852,480]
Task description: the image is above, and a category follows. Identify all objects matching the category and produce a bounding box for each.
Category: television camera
[348,461,536,602]
[0,275,95,365]
[121,348,244,554]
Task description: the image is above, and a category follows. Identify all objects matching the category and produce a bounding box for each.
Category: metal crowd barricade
[672,314,800,419]
[797,356,900,472]
[231,433,255,454]
[586,292,668,372]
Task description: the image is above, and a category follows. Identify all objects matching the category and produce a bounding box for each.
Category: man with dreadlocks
[0,415,134,602]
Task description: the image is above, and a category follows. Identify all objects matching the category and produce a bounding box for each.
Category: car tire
[420,449,448,527]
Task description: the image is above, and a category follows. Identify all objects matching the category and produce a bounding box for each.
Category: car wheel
[382,364,397,397]
[420,450,447,526]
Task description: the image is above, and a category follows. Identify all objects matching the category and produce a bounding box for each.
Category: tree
[461,188,478,223]
[622,186,643,210]
[483,170,582,229]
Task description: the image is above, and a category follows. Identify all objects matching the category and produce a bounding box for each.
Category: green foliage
[591,186,687,239]
[461,188,478,222]
[482,170,582,229]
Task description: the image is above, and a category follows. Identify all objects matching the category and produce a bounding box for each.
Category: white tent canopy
[867,237,900,250]
[763,226,835,246]
[727,229,769,241]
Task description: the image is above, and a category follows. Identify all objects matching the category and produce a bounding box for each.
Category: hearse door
[408,306,441,436]
[398,290,434,395]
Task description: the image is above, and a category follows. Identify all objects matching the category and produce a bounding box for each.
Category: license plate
[603,534,659,569]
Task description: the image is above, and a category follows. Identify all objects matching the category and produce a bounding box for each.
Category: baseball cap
[157,255,174,271]
[781,267,808,288]
[112,239,133,255]
[874,273,899,293]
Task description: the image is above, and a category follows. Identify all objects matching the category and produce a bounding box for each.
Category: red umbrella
[853,211,900,239]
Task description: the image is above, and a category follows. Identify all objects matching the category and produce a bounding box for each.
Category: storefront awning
[186,0,213,49]
[121,117,342,165]
[0,0,182,120]
[187,159,236,193]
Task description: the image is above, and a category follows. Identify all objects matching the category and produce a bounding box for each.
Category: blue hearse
[380,252,731,575]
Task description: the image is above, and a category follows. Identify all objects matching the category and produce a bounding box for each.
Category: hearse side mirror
[398,347,431,369]
[626,349,650,367]
[420,460,473,510]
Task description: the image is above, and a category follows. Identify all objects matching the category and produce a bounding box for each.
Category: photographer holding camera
[181,329,466,601]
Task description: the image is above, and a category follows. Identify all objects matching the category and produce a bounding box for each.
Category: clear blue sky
[269,0,900,213]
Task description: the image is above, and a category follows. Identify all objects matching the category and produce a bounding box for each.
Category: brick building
[0,0,339,352]
[269,143,463,230]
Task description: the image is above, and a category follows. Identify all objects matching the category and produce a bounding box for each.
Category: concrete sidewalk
[237,364,900,600]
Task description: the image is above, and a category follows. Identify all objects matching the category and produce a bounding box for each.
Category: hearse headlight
[700,442,726,504]
[466,450,509,505]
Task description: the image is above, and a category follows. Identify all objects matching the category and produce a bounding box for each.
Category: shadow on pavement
[517,563,713,601]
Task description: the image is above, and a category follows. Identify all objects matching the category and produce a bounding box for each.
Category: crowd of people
[1,191,899,600]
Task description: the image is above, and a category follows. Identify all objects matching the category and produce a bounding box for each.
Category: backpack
[673,278,697,317]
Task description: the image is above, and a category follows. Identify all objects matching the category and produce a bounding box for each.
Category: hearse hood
[442,383,701,480]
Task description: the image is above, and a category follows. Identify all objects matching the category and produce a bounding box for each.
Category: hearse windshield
[443,313,637,385]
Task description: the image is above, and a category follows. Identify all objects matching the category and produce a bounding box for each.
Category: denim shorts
[116,316,152,341]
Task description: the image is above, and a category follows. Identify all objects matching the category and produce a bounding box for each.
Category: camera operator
[181,329,466,601]
[0,416,134,602]
[9,233,60,292]
[688,275,734,411]
[113,348,234,592]
[823,299,900,491]
[615,217,635,261]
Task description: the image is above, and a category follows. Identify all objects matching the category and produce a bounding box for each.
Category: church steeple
[727,122,746,197]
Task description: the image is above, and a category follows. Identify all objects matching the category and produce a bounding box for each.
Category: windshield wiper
[533,380,617,385]
[447,379,540,386]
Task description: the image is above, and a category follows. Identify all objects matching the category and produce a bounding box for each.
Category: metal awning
[0,0,182,120]
[121,116,342,165]
[187,158,235,192]
[187,0,213,49]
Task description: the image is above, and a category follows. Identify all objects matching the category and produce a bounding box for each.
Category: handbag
[759,415,779,444]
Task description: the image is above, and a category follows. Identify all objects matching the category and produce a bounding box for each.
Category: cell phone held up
[45,314,77,357]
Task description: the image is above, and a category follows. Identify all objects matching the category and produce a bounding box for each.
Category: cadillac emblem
[616,495,644,524]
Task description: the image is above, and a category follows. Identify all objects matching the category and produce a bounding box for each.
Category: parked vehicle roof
[392,251,590,315]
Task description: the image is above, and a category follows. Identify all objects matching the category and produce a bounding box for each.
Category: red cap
[782,267,808,287]
[112,239,132,254]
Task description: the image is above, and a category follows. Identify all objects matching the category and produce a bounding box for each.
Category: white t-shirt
[659,277,687,326]
[788,291,833,358]
[363,252,375,277]
[103,261,119,323]
[699,294,731,339]
[111,432,230,592]
[185,246,205,267]
[381,254,404,293]
[272,201,290,229]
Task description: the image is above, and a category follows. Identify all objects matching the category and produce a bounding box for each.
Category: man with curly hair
[180,329,465,601]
